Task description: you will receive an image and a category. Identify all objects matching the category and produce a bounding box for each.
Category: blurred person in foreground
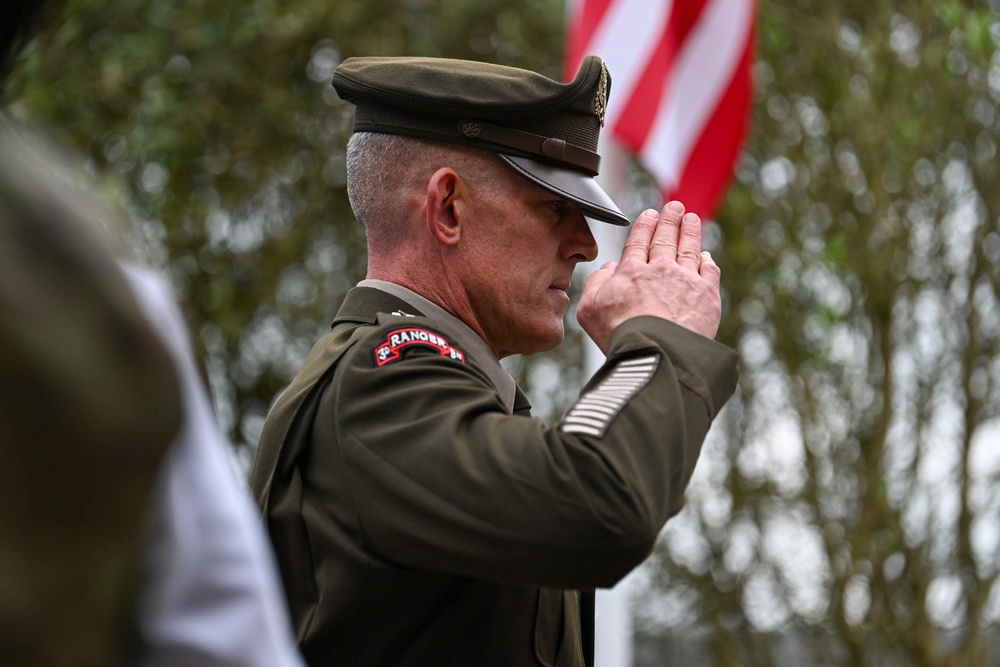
[1,3,305,666]
[252,55,740,666]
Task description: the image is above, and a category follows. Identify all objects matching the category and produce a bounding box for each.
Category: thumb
[582,261,617,293]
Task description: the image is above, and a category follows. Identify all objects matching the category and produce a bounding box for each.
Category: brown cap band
[457,120,602,175]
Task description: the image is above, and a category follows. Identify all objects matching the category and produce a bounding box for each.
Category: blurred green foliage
[7,0,1000,665]
[637,2,1000,665]
[3,0,584,471]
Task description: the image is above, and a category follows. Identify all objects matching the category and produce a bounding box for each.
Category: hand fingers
[620,209,658,264]
[582,260,617,292]
[675,212,704,271]
[647,201,685,260]
[699,251,721,292]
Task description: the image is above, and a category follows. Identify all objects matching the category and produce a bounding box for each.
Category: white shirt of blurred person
[3,5,304,660]
[123,265,306,667]
[0,120,304,667]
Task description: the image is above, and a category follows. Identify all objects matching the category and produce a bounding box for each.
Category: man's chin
[516,327,565,357]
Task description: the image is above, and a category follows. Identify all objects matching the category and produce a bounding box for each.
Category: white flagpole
[586,139,636,667]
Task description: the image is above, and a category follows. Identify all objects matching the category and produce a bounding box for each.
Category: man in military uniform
[251,55,739,667]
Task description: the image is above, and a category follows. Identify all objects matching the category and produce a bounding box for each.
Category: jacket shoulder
[359,313,470,369]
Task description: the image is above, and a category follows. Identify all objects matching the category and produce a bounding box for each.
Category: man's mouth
[549,277,572,292]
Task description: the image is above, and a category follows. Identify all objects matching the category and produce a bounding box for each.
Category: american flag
[567,0,757,219]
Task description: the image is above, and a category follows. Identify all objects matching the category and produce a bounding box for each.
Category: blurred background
[4,0,1000,665]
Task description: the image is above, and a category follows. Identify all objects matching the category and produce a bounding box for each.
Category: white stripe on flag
[639,0,754,190]
[582,0,674,131]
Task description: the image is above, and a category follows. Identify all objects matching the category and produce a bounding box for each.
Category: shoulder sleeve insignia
[372,327,466,367]
[561,354,660,437]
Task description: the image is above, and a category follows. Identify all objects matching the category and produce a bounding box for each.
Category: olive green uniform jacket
[251,285,739,667]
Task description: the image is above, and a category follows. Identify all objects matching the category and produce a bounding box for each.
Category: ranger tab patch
[373,327,466,367]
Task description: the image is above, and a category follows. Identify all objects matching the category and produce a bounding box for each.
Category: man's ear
[424,167,465,247]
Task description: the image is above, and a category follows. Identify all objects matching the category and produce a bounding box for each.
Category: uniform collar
[355,280,519,413]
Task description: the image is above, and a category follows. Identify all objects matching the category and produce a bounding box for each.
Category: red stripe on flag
[565,0,616,80]
[609,20,675,151]
[566,0,757,219]
[610,0,711,151]
[666,21,755,218]
[672,0,713,35]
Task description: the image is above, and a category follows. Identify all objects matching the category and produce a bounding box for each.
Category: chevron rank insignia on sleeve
[561,354,660,437]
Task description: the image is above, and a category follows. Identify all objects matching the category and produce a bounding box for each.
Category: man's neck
[364,269,495,356]
[357,279,518,412]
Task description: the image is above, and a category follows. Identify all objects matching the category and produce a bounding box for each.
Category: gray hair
[346,132,507,248]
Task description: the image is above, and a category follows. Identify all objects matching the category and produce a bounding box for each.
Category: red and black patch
[372,327,466,367]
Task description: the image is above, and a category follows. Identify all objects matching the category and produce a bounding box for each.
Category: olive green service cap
[332,55,630,226]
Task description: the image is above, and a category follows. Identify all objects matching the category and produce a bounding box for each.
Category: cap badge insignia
[594,62,608,127]
[461,121,483,138]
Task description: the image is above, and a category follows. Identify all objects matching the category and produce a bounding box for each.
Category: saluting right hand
[575,201,723,354]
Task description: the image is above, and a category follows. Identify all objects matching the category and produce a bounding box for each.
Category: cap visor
[497,155,630,226]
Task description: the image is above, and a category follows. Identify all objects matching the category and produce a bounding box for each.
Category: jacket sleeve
[316,314,739,590]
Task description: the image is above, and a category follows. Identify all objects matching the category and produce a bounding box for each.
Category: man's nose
[562,211,599,263]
